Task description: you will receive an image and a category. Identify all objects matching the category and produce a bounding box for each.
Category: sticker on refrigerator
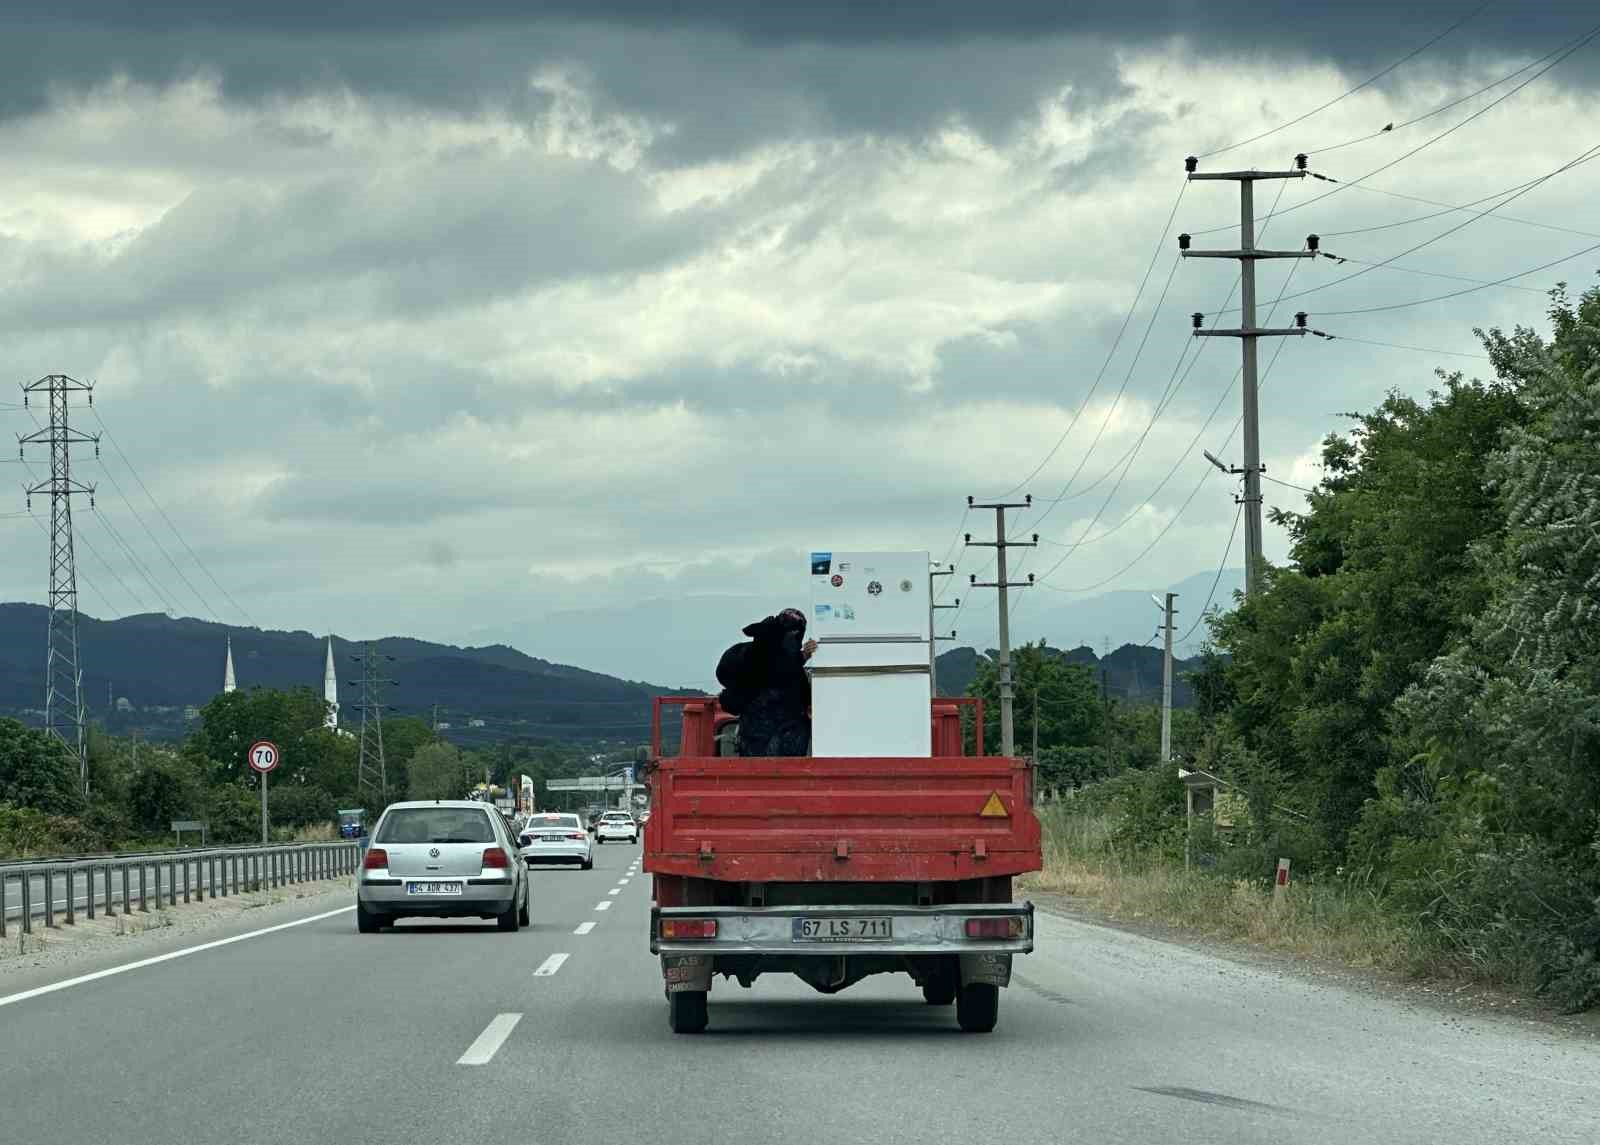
[899,579,913,592]
[810,552,833,575]
[838,604,856,620]
[830,574,844,588]
[814,604,833,620]
[867,580,883,596]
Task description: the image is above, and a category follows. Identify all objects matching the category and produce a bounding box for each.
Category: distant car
[595,811,638,845]
[356,800,530,934]
[518,812,594,870]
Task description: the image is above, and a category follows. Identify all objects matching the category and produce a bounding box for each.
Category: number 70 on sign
[249,740,281,773]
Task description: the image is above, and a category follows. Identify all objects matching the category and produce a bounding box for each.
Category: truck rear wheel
[956,983,999,1033]
[668,990,708,1034]
[922,980,957,1006]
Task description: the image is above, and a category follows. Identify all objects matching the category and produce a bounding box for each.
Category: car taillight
[660,918,718,941]
[964,916,1024,940]
[362,848,388,870]
[567,832,585,840]
[482,847,511,869]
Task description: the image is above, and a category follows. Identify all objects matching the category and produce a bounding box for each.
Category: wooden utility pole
[966,496,1037,757]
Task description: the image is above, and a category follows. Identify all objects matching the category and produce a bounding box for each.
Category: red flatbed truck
[643,695,1042,1034]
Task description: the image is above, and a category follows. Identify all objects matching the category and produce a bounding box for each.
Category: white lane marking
[0,905,355,1010]
[595,900,612,911]
[456,1012,523,1065]
[618,878,631,885]
[607,888,621,896]
[533,953,570,977]
[573,921,596,935]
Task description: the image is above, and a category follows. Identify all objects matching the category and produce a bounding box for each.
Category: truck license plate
[792,916,893,942]
[405,881,463,896]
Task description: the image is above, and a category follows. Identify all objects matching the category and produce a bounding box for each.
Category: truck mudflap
[650,901,1034,958]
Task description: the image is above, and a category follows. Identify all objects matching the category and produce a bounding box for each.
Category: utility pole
[1153,593,1178,764]
[1179,154,1320,600]
[929,562,958,695]
[19,374,98,796]
[350,644,397,806]
[966,495,1037,757]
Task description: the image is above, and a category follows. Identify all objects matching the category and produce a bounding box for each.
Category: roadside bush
[0,801,105,857]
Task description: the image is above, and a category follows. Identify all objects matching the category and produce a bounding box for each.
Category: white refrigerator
[807,550,932,757]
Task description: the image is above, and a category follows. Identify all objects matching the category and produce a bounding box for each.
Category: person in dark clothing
[730,607,817,757]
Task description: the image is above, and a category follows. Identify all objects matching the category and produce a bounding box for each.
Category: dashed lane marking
[574,921,596,935]
[618,878,631,885]
[607,888,621,896]
[457,1013,522,1065]
[595,901,612,911]
[533,953,570,977]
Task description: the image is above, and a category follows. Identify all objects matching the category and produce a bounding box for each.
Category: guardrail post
[64,868,76,925]
[1,872,8,938]
[20,872,31,935]
[138,864,148,912]
[86,866,96,920]
[182,859,191,904]
[121,864,131,915]
[43,868,56,928]
[272,850,280,889]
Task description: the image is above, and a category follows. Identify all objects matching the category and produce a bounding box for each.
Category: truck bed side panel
[644,755,1042,882]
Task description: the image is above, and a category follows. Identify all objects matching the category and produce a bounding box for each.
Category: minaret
[323,637,339,729]
[223,637,237,694]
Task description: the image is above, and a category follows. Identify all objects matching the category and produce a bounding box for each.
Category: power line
[1303,29,1564,157]
[1194,0,1495,160]
[1330,253,1547,295]
[1186,20,1600,237]
[1178,500,1244,644]
[1317,235,1600,316]
[1218,140,1600,314]
[989,182,1188,502]
[91,409,258,628]
[1329,179,1600,242]
[1263,474,1315,494]
[1316,334,1490,360]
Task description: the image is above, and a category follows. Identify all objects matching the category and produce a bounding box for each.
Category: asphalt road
[2,841,1597,1145]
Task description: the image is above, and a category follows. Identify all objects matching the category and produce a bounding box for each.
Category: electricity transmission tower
[349,644,397,806]
[1178,153,1320,599]
[19,374,99,795]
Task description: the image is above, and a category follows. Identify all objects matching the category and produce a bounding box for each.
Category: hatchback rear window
[377,807,496,844]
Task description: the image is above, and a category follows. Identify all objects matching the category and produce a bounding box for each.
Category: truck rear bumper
[650,901,1034,957]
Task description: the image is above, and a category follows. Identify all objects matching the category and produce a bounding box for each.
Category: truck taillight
[362,848,388,870]
[660,918,718,940]
[964,916,1024,940]
[482,847,511,869]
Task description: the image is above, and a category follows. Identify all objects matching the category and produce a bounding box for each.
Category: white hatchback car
[595,811,638,844]
[518,812,594,870]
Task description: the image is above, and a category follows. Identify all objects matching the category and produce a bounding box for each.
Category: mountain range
[0,594,1218,744]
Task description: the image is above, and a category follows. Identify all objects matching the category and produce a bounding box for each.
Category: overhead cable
[1194,0,1495,159]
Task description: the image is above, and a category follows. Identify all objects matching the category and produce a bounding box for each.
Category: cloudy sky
[1,1,1596,686]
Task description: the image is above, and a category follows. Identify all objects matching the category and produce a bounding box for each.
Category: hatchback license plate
[405,881,463,896]
[792,916,893,942]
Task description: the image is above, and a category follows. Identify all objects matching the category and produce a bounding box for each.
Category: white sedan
[518,812,594,870]
[594,811,639,844]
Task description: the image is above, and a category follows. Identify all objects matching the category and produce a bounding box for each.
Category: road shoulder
[0,877,354,997]
[1029,888,1600,1040]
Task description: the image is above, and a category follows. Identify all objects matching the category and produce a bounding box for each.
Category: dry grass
[1024,807,1441,978]
[292,823,337,842]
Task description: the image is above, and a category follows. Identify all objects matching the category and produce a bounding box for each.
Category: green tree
[184,687,336,786]
[127,751,208,835]
[966,643,1102,774]
[0,718,84,815]
[408,741,472,801]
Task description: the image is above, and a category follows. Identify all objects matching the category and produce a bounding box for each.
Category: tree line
[976,282,1600,1011]
[1,685,608,854]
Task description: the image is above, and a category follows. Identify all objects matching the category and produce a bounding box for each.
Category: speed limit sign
[248,740,281,773]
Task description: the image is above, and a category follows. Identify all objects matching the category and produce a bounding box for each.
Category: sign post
[249,740,281,844]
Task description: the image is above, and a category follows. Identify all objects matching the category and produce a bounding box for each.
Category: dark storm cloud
[1,4,1593,159]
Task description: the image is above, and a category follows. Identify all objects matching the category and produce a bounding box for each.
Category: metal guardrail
[0,841,361,939]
